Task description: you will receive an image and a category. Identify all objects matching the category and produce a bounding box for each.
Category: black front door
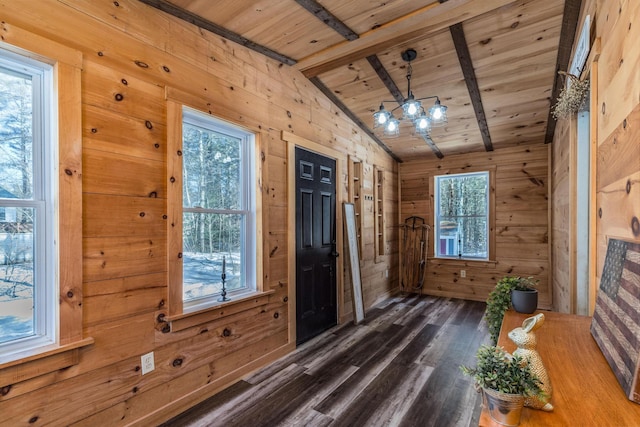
[295,147,337,345]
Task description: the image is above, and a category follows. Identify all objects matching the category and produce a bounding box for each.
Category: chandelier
[373,49,448,138]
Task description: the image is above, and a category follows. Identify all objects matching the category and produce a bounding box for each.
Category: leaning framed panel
[343,202,364,324]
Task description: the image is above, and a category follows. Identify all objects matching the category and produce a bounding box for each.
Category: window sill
[0,337,94,388]
[165,290,276,332]
[428,257,497,267]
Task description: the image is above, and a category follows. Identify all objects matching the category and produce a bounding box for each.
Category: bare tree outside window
[0,65,36,343]
[181,111,255,307]
[434,172,489,259]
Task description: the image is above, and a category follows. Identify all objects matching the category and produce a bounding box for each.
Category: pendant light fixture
[373,49,447,138]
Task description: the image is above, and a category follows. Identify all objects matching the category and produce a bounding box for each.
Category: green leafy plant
[460,345,544,396]
[484,276,538,344]
[510,276,538,291]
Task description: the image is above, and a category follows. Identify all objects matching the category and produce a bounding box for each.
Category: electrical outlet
[141,352,155,375]
[385,269,389,278]
[460,270,466,278]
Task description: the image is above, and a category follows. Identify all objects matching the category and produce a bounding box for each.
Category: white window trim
[181,107,257,314]
[0,28,92,372]
[434,171,490,261]
[0,49,57,357]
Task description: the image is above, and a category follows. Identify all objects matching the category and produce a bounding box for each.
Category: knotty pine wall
[551,101,573,313]
[349,165,400,313]
[399,144,551,308]
[550,0,594,314]
[0,1,398,425]
[551,0,640,314]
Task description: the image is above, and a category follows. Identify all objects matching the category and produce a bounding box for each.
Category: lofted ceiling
[140,0,582,162]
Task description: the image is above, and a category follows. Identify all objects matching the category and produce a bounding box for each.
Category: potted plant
[461,345,544,427]
[485,276,538,344]
[510,276,538,315]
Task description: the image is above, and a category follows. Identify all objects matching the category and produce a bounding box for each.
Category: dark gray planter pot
[511,289,538,314]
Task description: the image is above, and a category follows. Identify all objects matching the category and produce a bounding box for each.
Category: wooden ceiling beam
[422,135,445,159]
[295,0,359,41]
[295,0,519,77]
[366,55,405,105]
[450,23,493,152]
[138,0,296,65]
[544,0,583,143]
[308,77,402,163]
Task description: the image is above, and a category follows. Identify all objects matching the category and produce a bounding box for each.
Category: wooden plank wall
[339,162,399,322]
[398,144,550,307]
[593,0,640,301]
[351,164,399,315]
[550,0,595,315]
[550,0,640,314]
[0,1,398,425]
[551,116,572,312]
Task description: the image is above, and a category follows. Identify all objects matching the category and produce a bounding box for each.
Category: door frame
[283,131,345,346]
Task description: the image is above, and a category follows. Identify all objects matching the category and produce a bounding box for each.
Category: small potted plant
[509,276,539,315]
[485,276,538,344]
[461,345,544,427]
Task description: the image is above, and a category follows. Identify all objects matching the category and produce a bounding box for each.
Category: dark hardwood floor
[161,295,489,427]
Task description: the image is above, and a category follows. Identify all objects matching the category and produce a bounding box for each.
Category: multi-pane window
[0,49,55,353]
[181,108,256,311]
[434,171,489,260]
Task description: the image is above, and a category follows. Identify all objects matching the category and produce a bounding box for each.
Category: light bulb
[383,117,400,137]
[373,107,391,129]
[402,99,421,120]
[414,115,431,135]
[429,101,447,126]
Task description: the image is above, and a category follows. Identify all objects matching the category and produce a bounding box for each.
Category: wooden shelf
[349,157,364,259]
[373,166,385,259]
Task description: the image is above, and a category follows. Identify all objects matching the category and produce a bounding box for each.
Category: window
[181,108,256,312]
[0,49,56,354]
[434,171,489,260]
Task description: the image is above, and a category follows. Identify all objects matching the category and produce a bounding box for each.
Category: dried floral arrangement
[552,71,590,119]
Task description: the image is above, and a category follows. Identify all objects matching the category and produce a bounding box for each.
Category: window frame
[165,94,266,329]
[0,29,91,371]
[432,169,495,262]
[0,48,57,355]
[180,107,257,313]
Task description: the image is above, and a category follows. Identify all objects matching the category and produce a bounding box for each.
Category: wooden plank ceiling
[140,0,581,161]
